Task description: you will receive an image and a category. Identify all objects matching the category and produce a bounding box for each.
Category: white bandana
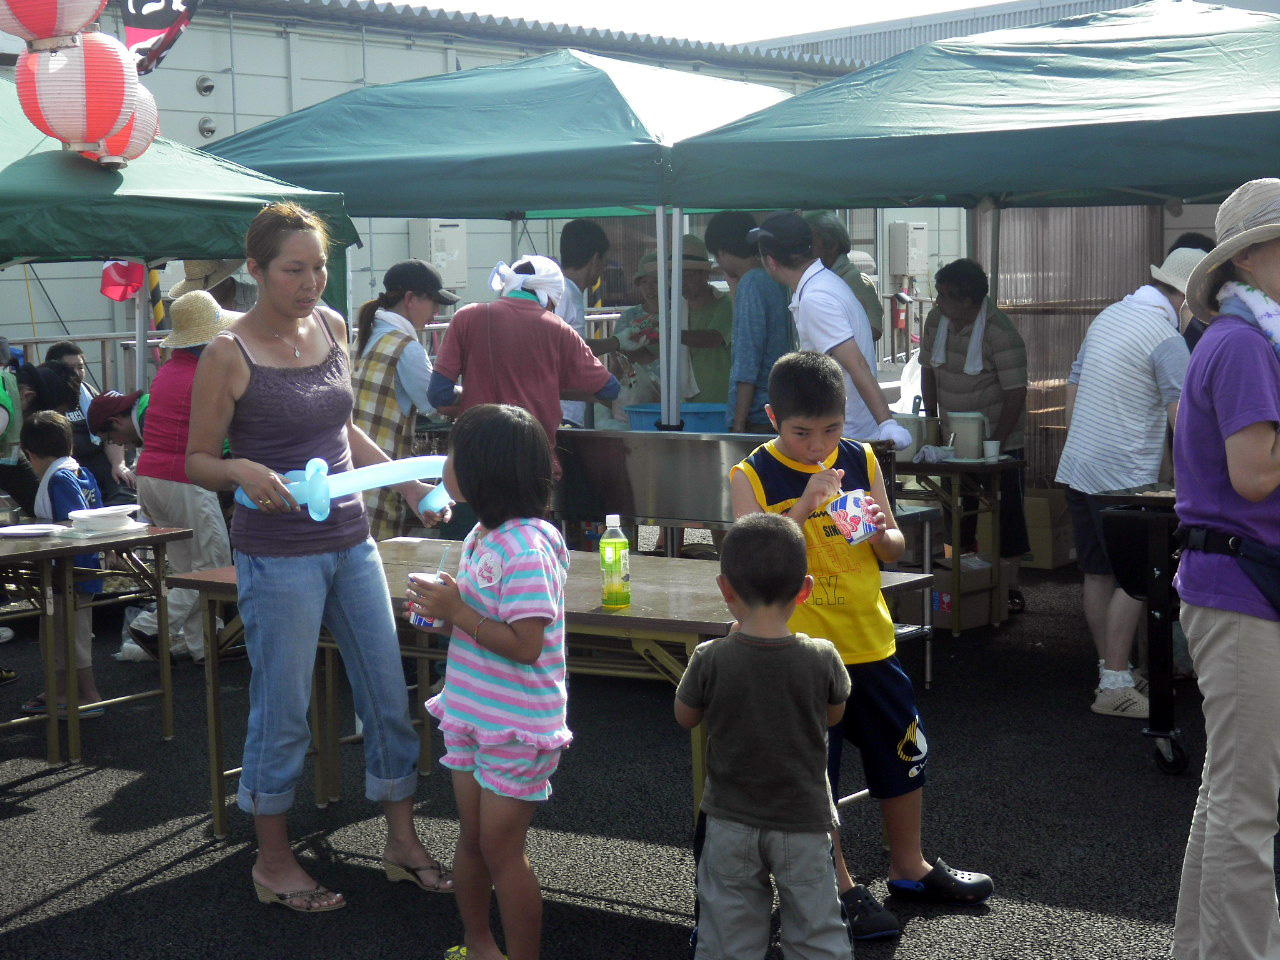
[488,256,565,309]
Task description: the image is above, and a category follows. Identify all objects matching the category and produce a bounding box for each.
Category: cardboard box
[974,487,1075,570]
[1022,488,1076,570]
[930,554,1003,631]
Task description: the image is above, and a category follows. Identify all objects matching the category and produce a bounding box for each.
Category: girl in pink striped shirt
[409,404,569,960]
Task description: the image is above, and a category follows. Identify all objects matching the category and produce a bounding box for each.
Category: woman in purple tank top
[186,203,454,913]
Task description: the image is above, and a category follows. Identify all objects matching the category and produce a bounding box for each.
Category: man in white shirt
[555,219,610,427]
[1055,246,1206,719]
[750,213,910,449]
[804,210,884,342]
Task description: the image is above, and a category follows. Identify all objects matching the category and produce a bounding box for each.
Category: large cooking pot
[944,411,989,460]
[892,398,940,462]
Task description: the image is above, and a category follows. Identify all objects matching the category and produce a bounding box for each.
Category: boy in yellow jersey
[730,351,993,940]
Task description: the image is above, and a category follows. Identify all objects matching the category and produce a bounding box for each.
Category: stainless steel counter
[554,428,762,527]
[554,429,898,528]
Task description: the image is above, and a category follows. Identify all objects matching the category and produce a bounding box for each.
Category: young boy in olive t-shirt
[676,512,851,959]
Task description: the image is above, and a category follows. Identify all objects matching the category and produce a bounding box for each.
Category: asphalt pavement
[0,562,1212,960]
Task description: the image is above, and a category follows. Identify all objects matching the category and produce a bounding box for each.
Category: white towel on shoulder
[930,297,988,376]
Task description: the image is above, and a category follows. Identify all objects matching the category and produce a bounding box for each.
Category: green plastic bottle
[600,514,631,609]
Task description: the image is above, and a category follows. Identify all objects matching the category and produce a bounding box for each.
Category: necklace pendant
[293,347,301,358]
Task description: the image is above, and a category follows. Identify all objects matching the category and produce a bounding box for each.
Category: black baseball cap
[747,212,813,258]
[383,259,460,305]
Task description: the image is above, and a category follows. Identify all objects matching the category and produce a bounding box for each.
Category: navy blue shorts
[827,655,928,800]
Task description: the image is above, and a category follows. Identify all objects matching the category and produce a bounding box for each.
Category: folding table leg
[154,543,174,740]
[204,595,228,840]
[324,646,341,804]
[39,560,60,764]
[416,653,432,775]
[59,560,81,763]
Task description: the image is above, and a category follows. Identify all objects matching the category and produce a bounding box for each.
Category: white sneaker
[1091,685,1149,719]
[0,626,13,643]
[1131,669,1150,697]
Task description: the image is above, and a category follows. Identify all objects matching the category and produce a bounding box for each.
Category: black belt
[1175,524,1280,616]
[1174,525,1243,557]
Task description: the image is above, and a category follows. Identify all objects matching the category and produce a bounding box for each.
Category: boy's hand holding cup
[826,488,882,546]
[800,467,844,515]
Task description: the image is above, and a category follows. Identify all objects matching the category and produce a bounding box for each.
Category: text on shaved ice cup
[827,489,878,546]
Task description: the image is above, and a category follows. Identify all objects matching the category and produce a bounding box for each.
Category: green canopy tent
[0,76,360,384]
[209,48,788,422]
[207,48,787,220]
[670,0,1280,212]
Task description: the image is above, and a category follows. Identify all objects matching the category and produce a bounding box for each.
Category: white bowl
[68,505,140,531]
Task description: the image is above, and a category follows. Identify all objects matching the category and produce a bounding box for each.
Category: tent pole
[134,279,148,392]
[510,219,518,261]
[665,211,685,429]
[989,205,1002,304]
[654,206,671,426]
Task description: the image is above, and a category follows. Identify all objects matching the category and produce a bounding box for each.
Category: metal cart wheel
[1153,738,1189,775]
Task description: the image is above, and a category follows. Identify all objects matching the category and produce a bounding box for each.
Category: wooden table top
[0,525,192,563]
[169,537,933,639]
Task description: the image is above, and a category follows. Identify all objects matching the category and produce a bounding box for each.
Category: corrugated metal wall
[970,205,1164,486]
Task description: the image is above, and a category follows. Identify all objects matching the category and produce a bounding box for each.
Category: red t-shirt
[137,349,197,484]
[435,296,612,457]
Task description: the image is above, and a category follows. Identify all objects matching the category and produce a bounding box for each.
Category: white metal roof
[197,0,858,78]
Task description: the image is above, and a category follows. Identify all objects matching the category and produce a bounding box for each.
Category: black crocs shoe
[887,858,993,905]
[841,884,901,940]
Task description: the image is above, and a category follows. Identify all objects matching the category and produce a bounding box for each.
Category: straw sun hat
[166,258,244,299]
[1186,178,1280,322]
[160,290,239,349]
[632,236,717,282]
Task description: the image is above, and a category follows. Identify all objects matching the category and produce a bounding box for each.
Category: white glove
[615,327,649,352]
[913,444,944,464]
[877,418,914,451]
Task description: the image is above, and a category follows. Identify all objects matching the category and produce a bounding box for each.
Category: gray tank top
[223,311,369,556]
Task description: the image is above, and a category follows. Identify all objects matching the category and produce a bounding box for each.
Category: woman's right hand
[233,459,299,512]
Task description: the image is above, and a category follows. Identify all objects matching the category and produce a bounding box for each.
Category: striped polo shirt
[427,517,573,750]
[920,300,1027,450]
[1056,286,1190,494]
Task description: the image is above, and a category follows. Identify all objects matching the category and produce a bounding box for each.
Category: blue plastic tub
[624,403,727,432]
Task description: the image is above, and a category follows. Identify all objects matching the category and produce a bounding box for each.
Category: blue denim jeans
[235,539,418,815]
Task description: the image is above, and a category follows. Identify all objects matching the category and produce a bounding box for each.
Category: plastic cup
[407,572,442,630]
[983,440,1002,462]
[935,446,956,461]
[826,489,877,546]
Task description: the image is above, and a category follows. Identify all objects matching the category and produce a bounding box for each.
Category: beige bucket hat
[1150,247,1208,295]
[160,290,239,349]
[166,258,244,299]
[1186,178,1280,322]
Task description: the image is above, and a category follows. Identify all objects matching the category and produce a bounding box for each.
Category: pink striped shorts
[441,730,563,801]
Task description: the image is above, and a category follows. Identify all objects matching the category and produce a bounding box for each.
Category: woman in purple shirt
[1172,180,1280,960]
[188,203,454,913]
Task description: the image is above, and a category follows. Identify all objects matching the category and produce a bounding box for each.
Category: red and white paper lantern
[82,84,158,167]
[0,0,108,50]
[16,30,137,150]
